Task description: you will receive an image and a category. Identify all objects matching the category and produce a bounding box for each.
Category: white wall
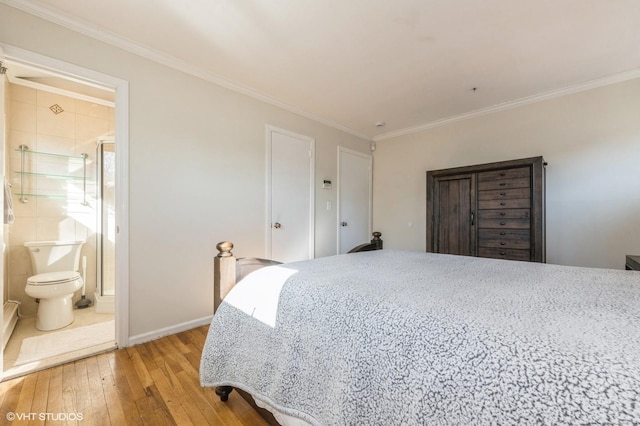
[373,78,640,269]
[0,4,371,338]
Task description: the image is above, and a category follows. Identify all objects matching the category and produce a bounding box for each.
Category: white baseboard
[128,315,213,346]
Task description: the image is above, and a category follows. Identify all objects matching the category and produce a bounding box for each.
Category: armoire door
[429,173,476,256]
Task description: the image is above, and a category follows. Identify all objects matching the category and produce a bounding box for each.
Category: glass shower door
[97,141,115,298]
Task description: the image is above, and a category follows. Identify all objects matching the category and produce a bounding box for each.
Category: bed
[200,235,640,425]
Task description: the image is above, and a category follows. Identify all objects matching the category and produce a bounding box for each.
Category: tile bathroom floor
[3,306,115,380]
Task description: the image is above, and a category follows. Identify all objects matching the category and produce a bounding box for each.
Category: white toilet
[24,240,85,331]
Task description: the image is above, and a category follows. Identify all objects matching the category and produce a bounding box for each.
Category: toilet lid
[28,271,81,285]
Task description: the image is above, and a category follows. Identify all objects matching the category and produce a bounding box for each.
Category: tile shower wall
[7,84,114,315]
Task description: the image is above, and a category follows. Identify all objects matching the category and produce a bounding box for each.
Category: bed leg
[215,386,234,402]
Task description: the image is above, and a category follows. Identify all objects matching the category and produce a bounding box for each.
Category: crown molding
[374,68,640,142]
[1,0,372,141]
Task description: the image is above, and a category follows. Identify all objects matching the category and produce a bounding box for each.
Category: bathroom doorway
[0,44,129,380]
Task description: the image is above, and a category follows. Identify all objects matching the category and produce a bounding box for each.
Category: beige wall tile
[76,114,110,145]
[10,217,37,244]
[8,245,31,276]
[8,272,37,316]
[37,90,76,113]
[75,100,110,119]
[8,129,36,152]
[10,193,36,218]
[9,84,36,104]
[9,101,36,132]
[36,216,76,241]
[36,134,75,155]
[35,197,67,217]
[36,105,76,139]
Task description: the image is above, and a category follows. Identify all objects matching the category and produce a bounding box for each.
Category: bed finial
[214,241,237,312]
[216,241,234,257]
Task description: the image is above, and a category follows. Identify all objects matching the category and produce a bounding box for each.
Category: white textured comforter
[200,250,640,425]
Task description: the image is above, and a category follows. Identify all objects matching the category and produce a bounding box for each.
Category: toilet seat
[27,271,81,286]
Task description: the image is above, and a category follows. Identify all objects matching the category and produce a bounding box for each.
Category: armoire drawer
[478,209,530,219]
[477,187,531,201]
[477,216,530,229]
[478,229,530,249]
[478,198,531,209]
[477,167,530,182]
[478,247,531,261]
[478,178,530,191]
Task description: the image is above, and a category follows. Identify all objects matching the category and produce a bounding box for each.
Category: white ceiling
[6,0,640,140]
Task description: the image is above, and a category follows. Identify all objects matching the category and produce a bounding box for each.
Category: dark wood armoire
[426,156,546,262]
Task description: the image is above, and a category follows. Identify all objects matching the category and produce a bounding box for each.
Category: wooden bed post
[371,231,383,250]
[214,241,237,402]
[214,241,236,313]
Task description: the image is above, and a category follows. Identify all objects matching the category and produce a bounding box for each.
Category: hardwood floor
[0,325,269,425]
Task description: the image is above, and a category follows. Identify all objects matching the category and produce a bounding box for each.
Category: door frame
[336,146,372,254]
[265,125,315,260]
[0,43,130,351]
[0,47,6,377]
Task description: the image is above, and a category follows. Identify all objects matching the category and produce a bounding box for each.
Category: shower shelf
[14,148,87,160]
[15,171,90,180]
[15,145,90,204]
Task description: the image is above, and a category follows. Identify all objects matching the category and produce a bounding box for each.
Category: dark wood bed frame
[211,232,383,422]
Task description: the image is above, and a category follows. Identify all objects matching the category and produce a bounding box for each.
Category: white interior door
[267,126,314,263]
[338,147,372,254]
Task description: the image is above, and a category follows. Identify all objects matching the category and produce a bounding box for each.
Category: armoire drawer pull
[500,231,506,235]
[500,212,506,216]
[500,242,506,245]
[500,192,506,196]
[500,172,506,176]
[500,202,506,206]
[500,222,506,225]
[499,183,506,186]
[499,251,506,255]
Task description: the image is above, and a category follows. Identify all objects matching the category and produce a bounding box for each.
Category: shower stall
[95,139,116,313]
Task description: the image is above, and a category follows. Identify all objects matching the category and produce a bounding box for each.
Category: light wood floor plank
[14,373,37,421]
[96,353,127,426]
[125,346,153,389]
[133,384,175,426]
[107,351,145,425]
[44,364,64,425]
[73,359,93,425]
[175,370,223,426]
[85,356,110,426]
[27,368,50,426]
[61,362,77,426]
[115,349,147,402]
[168,334,191,355]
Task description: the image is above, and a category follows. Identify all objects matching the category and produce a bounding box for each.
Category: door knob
[273,222,282,229]
[341,222,348,227]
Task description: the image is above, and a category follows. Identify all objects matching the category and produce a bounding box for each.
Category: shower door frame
[96,139,116,299]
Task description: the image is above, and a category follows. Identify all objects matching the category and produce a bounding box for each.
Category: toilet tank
[24,240,85,274]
